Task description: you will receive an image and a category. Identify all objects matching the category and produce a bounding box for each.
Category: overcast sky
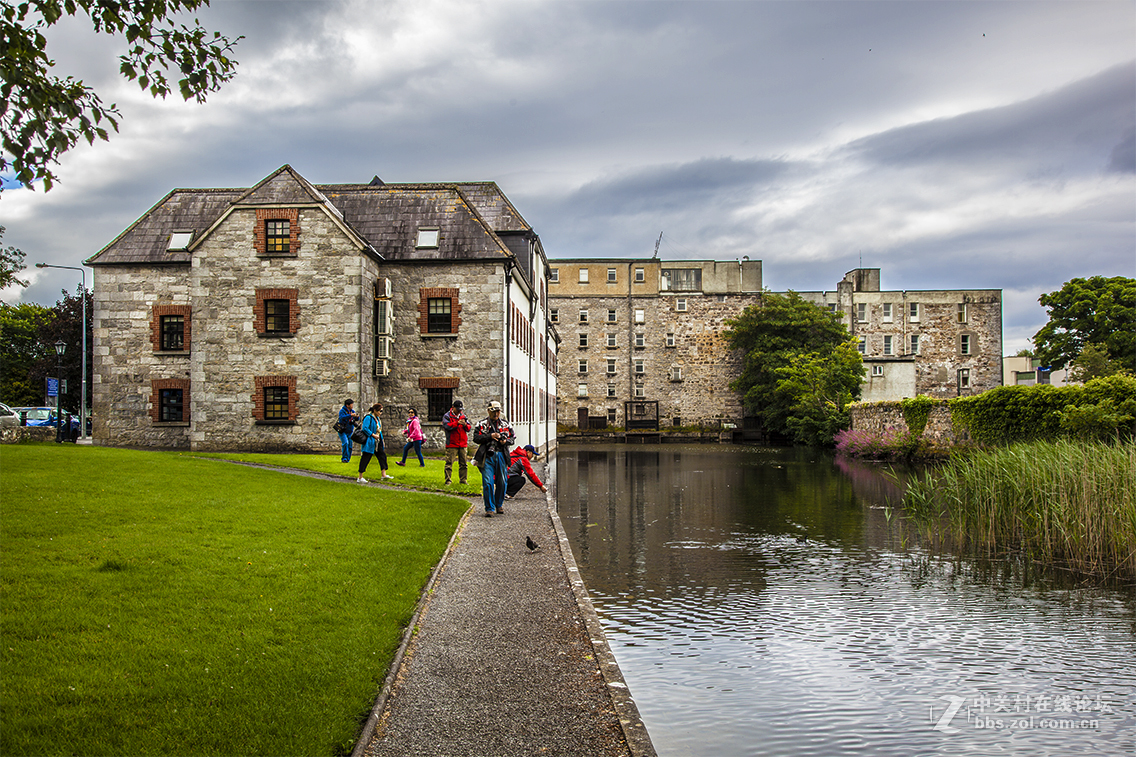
[2,0,1133,354]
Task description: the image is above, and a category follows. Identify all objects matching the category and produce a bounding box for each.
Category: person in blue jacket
[338,398,359,463]
[357,403,393,483]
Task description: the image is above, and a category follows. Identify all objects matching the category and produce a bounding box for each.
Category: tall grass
[902,440,1136,581]
[0,444,469,756]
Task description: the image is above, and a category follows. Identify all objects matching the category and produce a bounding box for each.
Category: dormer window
[416,228,440,249]
[167,231,193,250]
[266,220,290,254]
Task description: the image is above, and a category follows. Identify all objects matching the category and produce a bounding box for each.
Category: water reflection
[555,443,1136,757]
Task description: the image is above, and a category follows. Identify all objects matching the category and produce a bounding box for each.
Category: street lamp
[54,339,66,443]
[36,263,87,439]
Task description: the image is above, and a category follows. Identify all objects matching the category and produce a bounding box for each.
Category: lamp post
[54,339,66,443]
[36,263,87,439]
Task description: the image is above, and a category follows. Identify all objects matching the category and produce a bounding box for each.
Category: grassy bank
[0,444,469,756]
[901,440,1136,581]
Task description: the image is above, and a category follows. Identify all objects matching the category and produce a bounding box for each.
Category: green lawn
[1,444,470,756]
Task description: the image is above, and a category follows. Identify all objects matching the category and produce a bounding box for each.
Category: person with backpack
[442,399,472,485]
[337,399,359,463]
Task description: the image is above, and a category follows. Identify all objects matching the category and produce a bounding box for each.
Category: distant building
[549,261,1004,428]
[798,269,1003,400]
[87,165,557,453]
[1002,355,1074,387]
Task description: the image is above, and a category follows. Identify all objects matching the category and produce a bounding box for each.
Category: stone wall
[849,400,958,445]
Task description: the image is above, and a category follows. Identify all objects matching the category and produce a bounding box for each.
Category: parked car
[11,407,80,433]
[0,403,18,428]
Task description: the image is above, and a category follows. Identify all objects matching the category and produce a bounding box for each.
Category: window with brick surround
[255,208,300,256]
[255,289,299,336]
[418,288,461,334]
[253,376,297,423]
[151,305,191,352]
[150,378,190,423]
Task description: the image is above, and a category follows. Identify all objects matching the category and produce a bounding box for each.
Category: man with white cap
[472,400,515,517]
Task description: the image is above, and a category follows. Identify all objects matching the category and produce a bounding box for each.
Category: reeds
[902,440,1136,581]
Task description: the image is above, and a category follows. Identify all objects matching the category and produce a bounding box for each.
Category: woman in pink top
[396,407,426,467]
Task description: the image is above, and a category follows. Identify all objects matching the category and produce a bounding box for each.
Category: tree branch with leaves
[1,0,241,190]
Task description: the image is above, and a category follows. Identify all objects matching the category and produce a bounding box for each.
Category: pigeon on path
[526,536,539,552]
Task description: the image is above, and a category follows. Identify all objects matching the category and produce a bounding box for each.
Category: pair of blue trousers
[481,450,508,513]
[401,439,424,466]
[339,431,353,462]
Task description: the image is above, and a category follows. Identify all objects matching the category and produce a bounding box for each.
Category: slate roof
[87,166,531,267]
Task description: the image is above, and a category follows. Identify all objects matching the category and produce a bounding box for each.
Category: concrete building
[1003,355,1074,387]
[86,165,557,453]
[548,258,763,428]
[549,261,1003,428]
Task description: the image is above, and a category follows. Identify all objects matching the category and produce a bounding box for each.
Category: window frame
[255,289,299,337]
[579,333,588,348]
[607,268,617,283]
[426,387,452,421]
[416,228,440,249]
[152,305,191,353]
[150,378,190,424]
[883,335,893,356]
[418,288,461,335]
[254,376,297,424]
[265,219,290,254]
[549,268,559,283]
[579,268,589,284]
[264,298,291,334]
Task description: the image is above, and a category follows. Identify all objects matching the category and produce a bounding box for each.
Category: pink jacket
[404,415,424,441]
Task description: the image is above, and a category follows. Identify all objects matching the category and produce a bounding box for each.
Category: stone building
[548,258,763,428]
[797,269,1003,400]
[549,260,1002,428]
[86,165,557,453]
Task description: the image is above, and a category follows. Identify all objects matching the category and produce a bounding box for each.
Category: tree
[773,340,865,446]
[0,300,53,405]
[2,0,241,191]
[0,225,28,291]
[1067,343,1128,383]
[1033,276,1136,371]
[725,291,862,443]
[31,284,92,414]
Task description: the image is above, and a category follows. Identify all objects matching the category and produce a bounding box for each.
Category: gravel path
[355,474,656,757]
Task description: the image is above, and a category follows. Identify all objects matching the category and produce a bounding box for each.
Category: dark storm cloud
[849,62,1136,175]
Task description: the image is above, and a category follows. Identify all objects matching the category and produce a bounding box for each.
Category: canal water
[553,443,1135,757]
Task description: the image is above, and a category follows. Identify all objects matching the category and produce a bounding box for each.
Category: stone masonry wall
[849,401,958,445]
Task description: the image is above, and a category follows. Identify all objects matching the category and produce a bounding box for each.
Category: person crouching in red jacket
[506,444,547,499]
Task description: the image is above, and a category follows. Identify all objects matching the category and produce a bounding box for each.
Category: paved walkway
[354,472,656,757]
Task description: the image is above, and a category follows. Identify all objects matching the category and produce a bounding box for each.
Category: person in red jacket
[506,444,547,499]
[442,399,472,485]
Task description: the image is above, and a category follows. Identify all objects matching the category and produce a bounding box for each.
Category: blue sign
[47,378,59,397]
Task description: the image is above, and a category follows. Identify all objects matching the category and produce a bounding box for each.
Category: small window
[635,268,645,283]
[160,314,185,351]
[428,298,452,333]
[827,303,837,313]
[857,303,868,322]
[577,383,588,398]
[635,333,645,348]
[665,332,675,347]
[607,407,617,422]
[579,268,589,284]
[550,308,559,323]
[579,359,588,374]
[607,333,617,347]
[607,268,617,283]
[634,385,645,398]
[426,388,452,421]
[634,309,645,323]
[160,388,184,422]
[671,367,683,381]
[910,334,920,355]
[607,309,617,322]
[607,358,617,374]
[265,299,291,334]
[265,220,290,254]
[957,303,968,323]
[883,335,893,355]
[264,386,290,420]
[909,302,920,322]
[960,334,972,356]
[856,338,865,354]
[579,333,588,348]
[882,303,893,323]
[958,368,971,389]
[579,309,588,323]
[416,228,440,248]
[872,365,884,377]
[634,359,645,374]
[550,268,559,283]
[607,384,616,398]
[676,299,687,312]
[167,232,193,250]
